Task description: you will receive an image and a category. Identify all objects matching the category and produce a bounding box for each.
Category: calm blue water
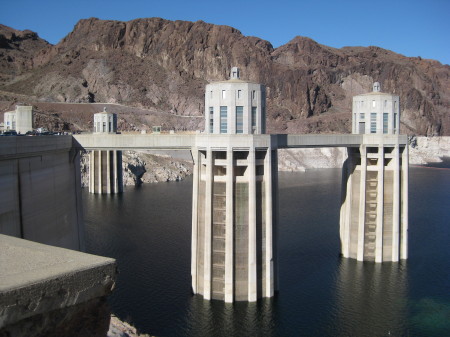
[83,167,450,337]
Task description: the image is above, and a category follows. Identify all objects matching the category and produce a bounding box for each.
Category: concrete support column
[89,151,94,193]
[375,146,384,262]
[113,150,118,193]
[357,145,367,261]
[248,148,257,302]
[94,151,98,194]
[117,151,123,193]
[272,149,279,293]
[264,148,274,297]
[191,148,199,294]
[97,150,102,194]
[106,151,111,194]
[72,150,85,251]
[203,148,213,300]
[340,148,353,258]
[89,150,122,194]
[401,146,409,260]
[224,148,234,302]
[392,145,400,261]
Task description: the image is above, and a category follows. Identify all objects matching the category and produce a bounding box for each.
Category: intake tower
[191,68,277,302]
[340,83,408,262]
[88,108,123,194]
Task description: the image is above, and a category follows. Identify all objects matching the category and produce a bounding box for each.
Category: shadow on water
[184,296,276,337]
[422,155,450,169]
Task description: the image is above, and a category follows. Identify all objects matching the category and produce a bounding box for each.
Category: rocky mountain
[0,24,50,87]
[0,18,449,135]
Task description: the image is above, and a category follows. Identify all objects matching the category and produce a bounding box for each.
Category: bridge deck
[73,133,408,150]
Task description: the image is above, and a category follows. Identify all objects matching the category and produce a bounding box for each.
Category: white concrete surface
[205,67,266,135]
[352,83,400,135]
[0,234,116,328]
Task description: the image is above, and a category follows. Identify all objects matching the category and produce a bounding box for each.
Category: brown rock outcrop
[0,18,449,136]
[0,24,50,87]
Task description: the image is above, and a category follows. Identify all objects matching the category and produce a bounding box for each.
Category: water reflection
[330,259,408,336]
[185,296,276,336]
[82,168,450,336]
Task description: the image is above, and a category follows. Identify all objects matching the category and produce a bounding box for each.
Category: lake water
[83,167,450,336]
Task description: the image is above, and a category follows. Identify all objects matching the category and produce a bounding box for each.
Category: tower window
[372,100,376,107]
[251,107,257,133]
[360,113,365,120]
[236,106,243,134]
[370,113,377,133]
[252,90,256,100]
[237,90,242,99]
[220,106,227,133]
[383,113,388,134]
[209,107,214,133]
[394,113,397,131]
[222,90,226,99]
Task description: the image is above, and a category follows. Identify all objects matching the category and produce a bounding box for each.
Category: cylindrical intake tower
[192,68,277,302]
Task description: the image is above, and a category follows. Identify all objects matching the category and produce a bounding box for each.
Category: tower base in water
[340,136,408,262]
[191,135,278,302]
[89,150,123,194]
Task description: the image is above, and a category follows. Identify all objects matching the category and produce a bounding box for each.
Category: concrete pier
[89,150,123,194]
[191,136,278,302]
[340,141,408,261]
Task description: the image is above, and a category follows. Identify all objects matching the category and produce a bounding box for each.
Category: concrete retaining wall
[0,136,84,250]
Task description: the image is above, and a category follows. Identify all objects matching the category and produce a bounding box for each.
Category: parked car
[1,130,18,136]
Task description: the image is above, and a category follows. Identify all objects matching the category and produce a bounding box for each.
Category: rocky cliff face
[0,24,50,88]
[80,150,193,188]
[1,18,449,135]
[408,136,450,165]
[278,136,450,170]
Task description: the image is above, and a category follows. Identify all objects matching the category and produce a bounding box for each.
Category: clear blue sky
[1,0,449,65]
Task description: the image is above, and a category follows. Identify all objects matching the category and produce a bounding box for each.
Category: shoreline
[80,136,450,186]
